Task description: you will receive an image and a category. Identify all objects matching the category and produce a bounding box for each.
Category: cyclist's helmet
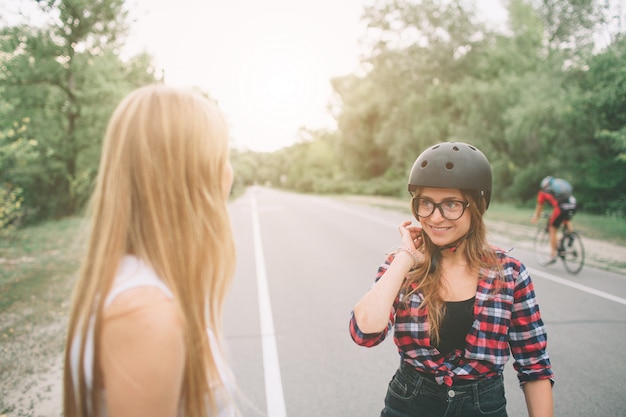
[540,176,554,190]
[408,142,492,210]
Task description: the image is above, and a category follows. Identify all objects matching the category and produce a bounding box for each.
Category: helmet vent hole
[421,161,428,168]
[452,146,459,151]
[445,162,454,170]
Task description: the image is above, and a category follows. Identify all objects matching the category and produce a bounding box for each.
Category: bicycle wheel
[534,226,554,266]
[560,232,585,274]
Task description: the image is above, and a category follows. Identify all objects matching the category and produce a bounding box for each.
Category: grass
[0,217,85,415]
[484,203,626,246]
[1,217,84,310]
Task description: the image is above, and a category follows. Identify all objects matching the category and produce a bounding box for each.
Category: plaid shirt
[349,249,554,387]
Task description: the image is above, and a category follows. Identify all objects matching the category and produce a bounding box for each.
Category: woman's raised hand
[397,220,424,268]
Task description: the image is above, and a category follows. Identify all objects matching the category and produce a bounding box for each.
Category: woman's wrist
[396,246,420,271]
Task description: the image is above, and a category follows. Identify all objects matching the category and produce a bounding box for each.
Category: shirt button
[448,390,456,398]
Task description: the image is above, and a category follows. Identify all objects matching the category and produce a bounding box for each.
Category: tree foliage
[0,119,34,235]
[0,0,157,221]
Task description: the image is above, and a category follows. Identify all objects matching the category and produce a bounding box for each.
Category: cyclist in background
[530,176,577,263]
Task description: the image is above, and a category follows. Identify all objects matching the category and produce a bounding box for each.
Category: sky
[123,0,509,152]
[123,0,375,152]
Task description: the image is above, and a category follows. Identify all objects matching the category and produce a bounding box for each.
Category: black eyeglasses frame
[411,196,470,221]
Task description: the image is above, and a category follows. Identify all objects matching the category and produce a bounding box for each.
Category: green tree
[529,0,607,61]
[0,0,157,220]
[278,128,342,193]
[0,119,36,235]
[332,0,493,180]
[331,74,391,180]
[484,1,623,208]
[566,35,626,214]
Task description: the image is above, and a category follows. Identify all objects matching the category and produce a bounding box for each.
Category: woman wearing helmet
[349,142,554,416]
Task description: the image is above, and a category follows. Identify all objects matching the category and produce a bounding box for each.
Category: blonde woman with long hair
[350,142,554,417]
[63,85,237,417]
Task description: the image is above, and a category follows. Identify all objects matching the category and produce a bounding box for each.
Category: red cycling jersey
[537,190,561,226]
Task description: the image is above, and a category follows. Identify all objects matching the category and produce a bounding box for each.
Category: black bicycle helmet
[408,141,492,209]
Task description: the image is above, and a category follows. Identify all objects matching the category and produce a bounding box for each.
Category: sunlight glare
[237,41,323,132]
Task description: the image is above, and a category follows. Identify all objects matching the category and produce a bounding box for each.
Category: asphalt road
[223,187,626,417]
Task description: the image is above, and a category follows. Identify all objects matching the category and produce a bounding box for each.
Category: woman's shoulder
[102,291,181,352]
[490,245,523,266]
[102,257,183,363]
[482,245,527,285]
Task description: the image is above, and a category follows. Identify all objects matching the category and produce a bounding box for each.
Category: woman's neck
[438,255,478,301]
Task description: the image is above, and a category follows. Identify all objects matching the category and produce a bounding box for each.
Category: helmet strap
[438,232,471,252]
[428,232,471,272]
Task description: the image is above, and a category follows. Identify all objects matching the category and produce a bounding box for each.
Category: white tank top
[69,255,235,416]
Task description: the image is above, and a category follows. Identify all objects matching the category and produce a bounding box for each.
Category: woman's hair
[403,188,499,345]
[63,85,236,417]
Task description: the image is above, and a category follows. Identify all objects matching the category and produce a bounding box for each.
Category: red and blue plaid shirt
[349,248,554,387]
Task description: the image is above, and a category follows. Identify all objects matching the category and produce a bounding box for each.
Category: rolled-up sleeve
[349,310,391,347]
[348,255,396,347]
[509,265,554,385]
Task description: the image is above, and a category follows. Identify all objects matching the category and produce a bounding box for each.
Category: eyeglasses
[412,197,470,220]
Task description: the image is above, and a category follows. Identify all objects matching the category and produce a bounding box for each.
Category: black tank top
[435,297,475,355]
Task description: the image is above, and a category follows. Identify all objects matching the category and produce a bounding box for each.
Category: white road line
[250,194,288,417]
[529,268,626,306]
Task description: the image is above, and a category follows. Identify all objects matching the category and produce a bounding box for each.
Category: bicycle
[533,213,585,274]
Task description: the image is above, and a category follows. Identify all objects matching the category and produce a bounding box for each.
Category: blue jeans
[380,363,508,417]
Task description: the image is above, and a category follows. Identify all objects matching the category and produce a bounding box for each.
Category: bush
[0,184,25,238]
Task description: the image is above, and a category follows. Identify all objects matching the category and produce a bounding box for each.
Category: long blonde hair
[63,85,236,417]
[403,189,499,345]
